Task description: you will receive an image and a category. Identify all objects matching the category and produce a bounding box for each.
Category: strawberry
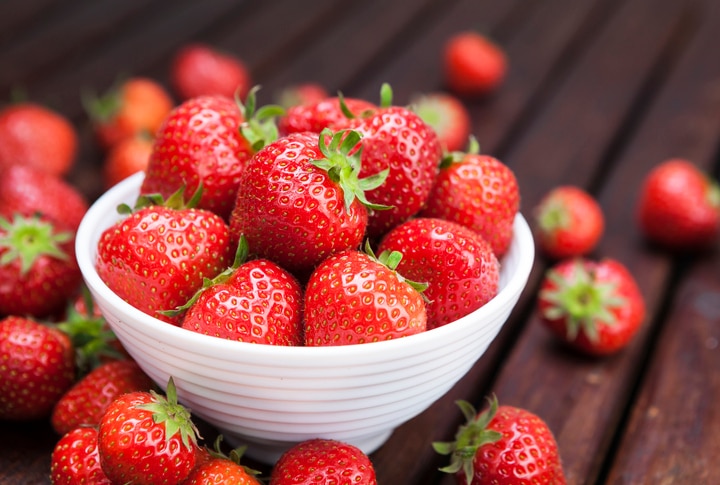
[419,138,519,257]
[0,316,75,420]
[269,438,377,485]
[171,43,251,101]
[51,359,154,436]
[96,188,233,325]
[276,82,329,109]
[304,243,427,346]
[378,217,500,330]
[443,30,507,97]
[140,91,280,220]
[230,129,387,276]
[177,237,304,345]
[98,378,201,485]
[102,131,153,189]
[538,257,646,356]
[434,397,566,484]
[0,163,88,231]
[278,94,375,136]
[637,158,720,250]
[84,76,174,150]
[0,213,82,318]
[183,436,261,484]
[50,426,113,485]
[411,91,471,153]
[344,84,442,239]
[534,185,605,259]
[0,102,78,176]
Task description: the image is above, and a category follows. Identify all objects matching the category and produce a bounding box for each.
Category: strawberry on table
[636,158,720,250]
[534,185,605,259]
[96,187,233,325]
[304,243,427,346]
[230,129,387,277]
[84,76,174,150]
[102,131,154,189]
[0,316,75,420]
[183,436,262,484]
[171,43,251,101]
[51,359,154,436]
[0,213,82,318]
[270,438,377,485]
[411,91,471,153]
[277,93,375,136]
[0,102,78,176]
[434,397,566,484]
[98,378,201,485]
[50,426,113,485]
[420,137,519,257]
[443,30,507,97]
[538,257,646,356]
[378,217,500,330]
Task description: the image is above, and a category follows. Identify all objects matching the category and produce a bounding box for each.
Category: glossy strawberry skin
[0,316,75,420]
[51,359,154,436]
[171,43,251,101]
[51,426,113,485]
[230,132,368,276]
[345,106,442,239]
[96,206,232,325]
[278,96,375,136]
[534,185,604,259]
[637,158,720,250]
[182,259,303,345]
[378,218,499,330]
[98,390,200,485]
[420,153,519,258]
[304,249,427,346]
[183,457,261,485]
[141,95,253,220]
[270,438,377,485]
[539,258,645,356]
[444,31,507,97]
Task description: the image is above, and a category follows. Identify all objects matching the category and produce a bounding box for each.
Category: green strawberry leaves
[237,85,285,152]
[0,214,72,275]
[136,377,200,450]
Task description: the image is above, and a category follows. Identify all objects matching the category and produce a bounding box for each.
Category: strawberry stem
[0,214,72,275]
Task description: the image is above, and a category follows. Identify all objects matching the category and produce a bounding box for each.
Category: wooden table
[2,0,719,483]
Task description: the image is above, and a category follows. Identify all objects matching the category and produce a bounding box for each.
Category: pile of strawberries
[1,32,719,485]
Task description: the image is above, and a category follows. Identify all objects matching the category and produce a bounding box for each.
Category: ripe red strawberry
[84,76,174,150]
[534,185,604,259]
[183,436,262,484]
[434,397,565,484]
[51,359,154,436]
[140,95,249,220]
[0,163,88,231]
[0,213,82,318]
[0,316,75,420]
[50,426,113,485]
[637,158,720,250]
[171,43,251,101]
[98,378,201,485]
[278,94,375,136]
[102,131,153,189]
[411,91,471,153]
[178,238,304,345]
[378,218,500,330]
[270,438,377,485]
[304,245,427,346]
[276,82,329,109]
[96,188,233,325]
[538,258,646,356]
[443,31,507,97]
[0,102,78,176]
[344,84,442,238]
[230,129,386,276]
[420,138,519,257]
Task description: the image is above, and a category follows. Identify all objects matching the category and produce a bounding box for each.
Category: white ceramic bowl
[76,172,535,464]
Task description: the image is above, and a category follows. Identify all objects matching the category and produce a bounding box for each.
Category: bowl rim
[76,172,535,360]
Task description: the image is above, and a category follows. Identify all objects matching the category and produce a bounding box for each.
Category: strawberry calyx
[81,76,125,123]
[364,240,429,296]
[204,435,262,478]
[136,377,200,450]
[433,396,504,483]
[311,128,390,212]
[537,193,571,233]
[0,213,72,275]
[439,135,480,169]
[237,85,285,152]
[118,183,203,215]
[540,260,626,342]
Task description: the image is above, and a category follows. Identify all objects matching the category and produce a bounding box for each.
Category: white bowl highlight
[76,171,535,463]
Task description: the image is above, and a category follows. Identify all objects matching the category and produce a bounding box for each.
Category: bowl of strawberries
[75,89,535,464]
